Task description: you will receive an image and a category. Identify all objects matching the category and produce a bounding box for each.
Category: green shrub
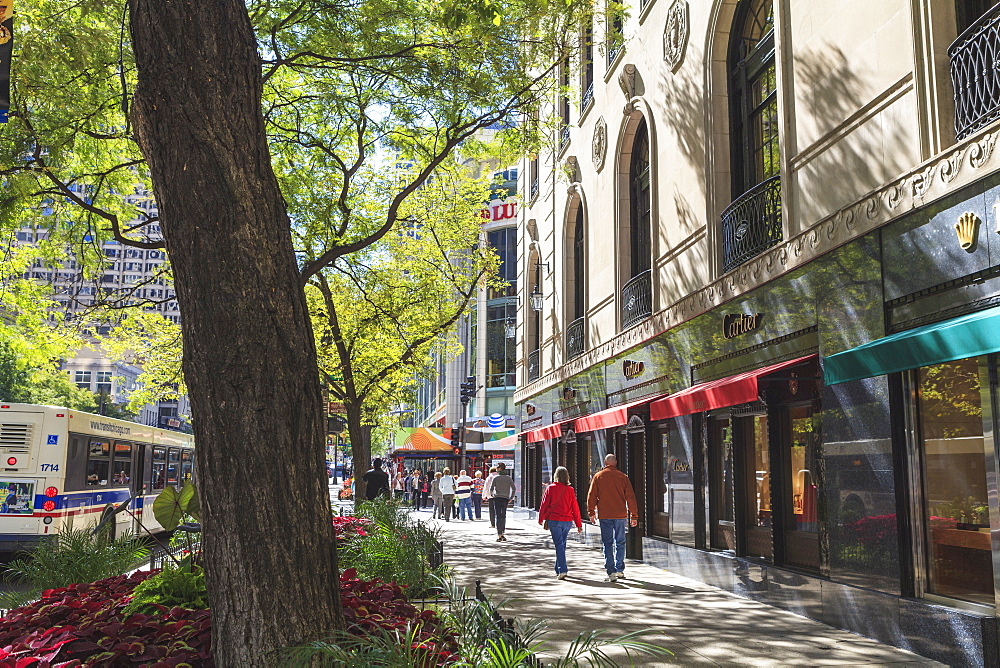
[341,498,446,597]
[0,529,149,609]
[123,564,208,616]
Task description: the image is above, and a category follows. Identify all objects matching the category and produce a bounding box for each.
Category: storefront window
[789,406,818,533]
[917,357,994,605]
[752,415,771,527]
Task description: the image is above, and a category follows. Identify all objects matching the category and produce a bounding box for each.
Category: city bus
[0,403,195,552]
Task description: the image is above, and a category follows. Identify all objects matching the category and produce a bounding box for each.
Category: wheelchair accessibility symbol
[46,435,58,445]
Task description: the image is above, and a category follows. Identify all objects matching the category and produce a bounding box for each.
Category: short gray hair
[604,453,617,466]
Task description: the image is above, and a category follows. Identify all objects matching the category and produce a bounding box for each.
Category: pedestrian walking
[538,466,583,579]
[417,470,430,509]
[471,470,485,520]
[586,453,638,582]
[482,466,498,527]
[430,471,443,518]
[409,469,421,507]
[455,469,474,520]
[438,468,456,522]
[361,458,391,501]
[487,462,515,541]
[393,470,407,502]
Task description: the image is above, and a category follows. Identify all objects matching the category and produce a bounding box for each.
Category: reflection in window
[86,440,110,487]
[789,406,818,533]
[752,416,771,527]
[167,448,180,486]
[113,442,132,486]
[181,449,194,484]
[152,446,166,491]
[487,228,517,299]
[918,357,994,605]
[486,301,517,388]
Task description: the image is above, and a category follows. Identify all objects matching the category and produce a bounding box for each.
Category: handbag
[542,520,549,530]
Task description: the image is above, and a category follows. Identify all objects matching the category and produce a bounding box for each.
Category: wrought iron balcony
[608,43,622,67]
[581,82,594,114]
[559,126,571,149]
[565,317,586,360]
[621,269,652,330]
[950,4,1000,140]
[527,349,540,382]
[720,175,782,274]
[530,178,539,202]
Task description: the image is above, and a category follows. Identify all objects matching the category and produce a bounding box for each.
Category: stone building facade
[514,1,1000,663]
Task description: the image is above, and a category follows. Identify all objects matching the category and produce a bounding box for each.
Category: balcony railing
[527,349,540,382]
[530,178,539,202]
[950,4,1000,140]
[608,43,622,67]
[559,126,571,150]
[581,82,594,113]
[720,175,782,274]
[565,317,586,360]
[621,270,652,329]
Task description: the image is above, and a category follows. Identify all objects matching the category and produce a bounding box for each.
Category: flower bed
[0,569,456,666]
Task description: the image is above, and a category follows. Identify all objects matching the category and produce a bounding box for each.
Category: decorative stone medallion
[663,0,689,72]
[593,116,607,172]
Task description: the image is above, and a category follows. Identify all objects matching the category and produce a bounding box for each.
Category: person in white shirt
[455,470,474,520]
[437,468,456,522]
[482,466,499,528]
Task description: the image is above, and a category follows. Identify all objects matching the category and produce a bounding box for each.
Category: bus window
[166,448,180,486]
[181,449,194,484]
[86,440,111,487]
[152,446,166,491]
[112,442,133,487]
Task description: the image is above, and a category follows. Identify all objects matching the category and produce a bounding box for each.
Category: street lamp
[504,317,516,339]
[530,284,543,312]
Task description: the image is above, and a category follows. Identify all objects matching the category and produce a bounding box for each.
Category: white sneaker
[557,572,567,580]
[616,571,626,579]
[604,572,618,582]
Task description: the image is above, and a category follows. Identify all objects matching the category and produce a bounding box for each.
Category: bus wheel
[98,505,118,541]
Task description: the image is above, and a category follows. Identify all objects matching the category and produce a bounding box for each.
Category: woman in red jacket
[537,466,583,580]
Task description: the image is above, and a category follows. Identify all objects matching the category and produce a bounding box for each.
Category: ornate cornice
[514,129,1000,403]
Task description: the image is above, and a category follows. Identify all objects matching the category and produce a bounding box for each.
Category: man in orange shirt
[586,453,638,582]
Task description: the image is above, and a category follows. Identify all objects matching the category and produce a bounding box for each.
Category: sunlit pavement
[424,509,943,667]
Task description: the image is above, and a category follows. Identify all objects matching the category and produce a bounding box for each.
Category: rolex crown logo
[955,212,981,250]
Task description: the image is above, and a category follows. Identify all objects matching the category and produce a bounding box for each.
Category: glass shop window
[917,357,994,605]
[152,446,166,491]
[112,442,132,486]
[752,415,771,528]
[789,406,819,533]
[86,440,111,487]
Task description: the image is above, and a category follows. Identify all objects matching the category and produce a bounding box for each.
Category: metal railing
[621,269,652,329]
[530,178,539,202]
[720,175,782,273]
[581,81,594,113]
[559,125,571,149]
[950,3,1000,140]
[608,43,622,66]
[565,316,586,360]
[527,349,540,382]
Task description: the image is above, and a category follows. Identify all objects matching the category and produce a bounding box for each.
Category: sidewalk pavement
[417,506,943,667]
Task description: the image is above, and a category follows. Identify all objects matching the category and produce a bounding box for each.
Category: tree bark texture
[128,1,343,664]
[345,406,371,500]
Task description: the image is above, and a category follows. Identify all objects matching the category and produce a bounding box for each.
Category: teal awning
[824,305,1000,385]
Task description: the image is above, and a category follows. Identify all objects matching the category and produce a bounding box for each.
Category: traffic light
[452,446,461,456]
[460,376,476,405]
[450,428,460,451]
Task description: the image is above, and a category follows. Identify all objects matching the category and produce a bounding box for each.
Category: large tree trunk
[128,2,343,664]
[345,405,372,500]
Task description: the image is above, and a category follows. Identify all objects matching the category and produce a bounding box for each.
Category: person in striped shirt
[455,469,474,520]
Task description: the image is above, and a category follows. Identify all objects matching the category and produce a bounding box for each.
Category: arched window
[573,207,585,321]
[629,120,651,278]
[622,118,652,330]
[566,204,586,360]
[722,0,782,273]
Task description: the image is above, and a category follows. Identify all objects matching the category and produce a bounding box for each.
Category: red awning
[525,421,568,443]
[649,354,817,421]
[573,395,667,434]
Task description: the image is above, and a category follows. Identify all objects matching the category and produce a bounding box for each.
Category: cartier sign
[723,313,762,339]
[623,359,645,378]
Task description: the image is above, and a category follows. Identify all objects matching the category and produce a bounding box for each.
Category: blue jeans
[459,497,473,520]
[548,520,573,574]
[599,518,626,574]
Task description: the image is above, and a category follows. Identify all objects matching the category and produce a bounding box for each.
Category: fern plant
[123,564,208,616]
[0,529,149,610]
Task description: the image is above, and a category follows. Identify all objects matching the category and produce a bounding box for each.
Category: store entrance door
[708,416,736,551]
[616,420,646,560]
